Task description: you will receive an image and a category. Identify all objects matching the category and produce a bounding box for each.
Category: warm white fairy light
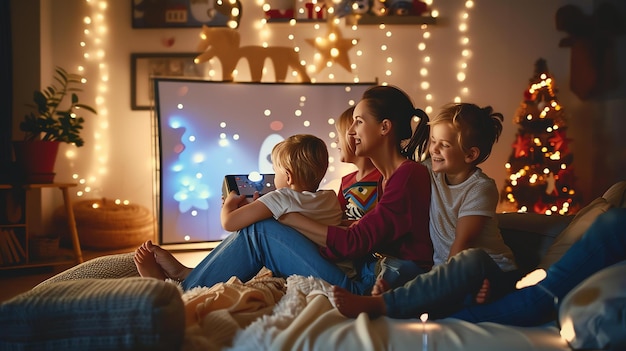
[379,24,392,86]
[453,1,473,103]
[412,19,434,114]
[70,0,108,198]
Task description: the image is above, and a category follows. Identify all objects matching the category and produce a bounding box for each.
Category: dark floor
[0,248,133,302]
[0,247,207,302]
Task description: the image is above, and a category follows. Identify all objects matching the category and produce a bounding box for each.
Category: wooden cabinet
[0,183,83,270]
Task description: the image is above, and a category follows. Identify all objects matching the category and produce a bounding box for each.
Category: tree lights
[500,58,580,215]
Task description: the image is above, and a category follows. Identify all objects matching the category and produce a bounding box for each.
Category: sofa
[1,181,625,351]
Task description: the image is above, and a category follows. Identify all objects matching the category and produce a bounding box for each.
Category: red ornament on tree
[512,134,531,158]
[523,89,534,101]
[549,129,572,155]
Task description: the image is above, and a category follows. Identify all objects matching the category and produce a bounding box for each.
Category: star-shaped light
[306,22,358,73]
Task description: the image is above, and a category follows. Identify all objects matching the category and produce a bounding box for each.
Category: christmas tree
[500,58,580,215]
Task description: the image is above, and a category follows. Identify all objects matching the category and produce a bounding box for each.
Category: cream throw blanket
[179,268,286,351]
[179,271,568,351]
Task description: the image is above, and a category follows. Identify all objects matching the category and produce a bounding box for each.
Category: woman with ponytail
[280,85,434,293]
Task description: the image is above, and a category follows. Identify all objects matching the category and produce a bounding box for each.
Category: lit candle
[420,313,429,350]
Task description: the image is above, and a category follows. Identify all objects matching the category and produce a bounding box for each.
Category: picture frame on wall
[130,53,207,110]
[131,0,237,28]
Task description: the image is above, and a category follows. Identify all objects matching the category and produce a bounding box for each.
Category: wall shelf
[266,15,437,26]
[347,14,437,25]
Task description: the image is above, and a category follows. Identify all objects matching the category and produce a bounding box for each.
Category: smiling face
[336,108,357,164]
[429,122,474,180]
[349,100,384,159]
[337,131,356,164]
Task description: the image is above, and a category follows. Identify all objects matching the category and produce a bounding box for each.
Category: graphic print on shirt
[343,181,378,220]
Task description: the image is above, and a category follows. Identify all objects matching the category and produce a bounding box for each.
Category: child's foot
[371,278,391,296]
[134,244,168,280]
[331,285,386,318]
[144,240,192,281]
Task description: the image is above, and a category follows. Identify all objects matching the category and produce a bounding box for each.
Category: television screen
[154,79,375,244]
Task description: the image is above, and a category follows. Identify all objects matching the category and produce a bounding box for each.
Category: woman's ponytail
[401,108,430,161]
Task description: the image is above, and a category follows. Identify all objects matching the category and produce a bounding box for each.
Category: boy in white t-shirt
[221,133,342,231]
[134,134,342,282]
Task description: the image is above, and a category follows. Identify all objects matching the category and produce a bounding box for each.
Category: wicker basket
[54,198,155,250]
[30,236,60,259]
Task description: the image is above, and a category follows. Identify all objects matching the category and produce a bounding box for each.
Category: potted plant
[13,66,97,183]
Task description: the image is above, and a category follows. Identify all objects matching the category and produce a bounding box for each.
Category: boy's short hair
[271,134,329,191]
[431,103,504,165]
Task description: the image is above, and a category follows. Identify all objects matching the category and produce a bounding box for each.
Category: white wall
[12,0,625,233]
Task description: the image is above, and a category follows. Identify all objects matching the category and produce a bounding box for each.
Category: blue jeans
[377,256,427,289]
[451,208,626,326]
[382,248,520,319]
[182,218,376,294]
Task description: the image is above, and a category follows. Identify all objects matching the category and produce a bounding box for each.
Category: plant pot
[12,141,60,184]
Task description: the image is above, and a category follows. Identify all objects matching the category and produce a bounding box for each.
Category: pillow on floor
[537,197,612,269]
[0,278,184,351]
[559,261,626,350]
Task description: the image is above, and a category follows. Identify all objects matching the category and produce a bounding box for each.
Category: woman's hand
[279,212,329,246]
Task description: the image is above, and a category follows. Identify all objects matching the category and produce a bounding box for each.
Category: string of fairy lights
[69,0,475,205]
[72,0,104,200]
[74,0,128,206]
[248,0,476,112]
[455,0,473,103]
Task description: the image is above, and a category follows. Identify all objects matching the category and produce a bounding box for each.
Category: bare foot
[144,240,193,281]
[331,285,386,318]
[475,278,491,304]
[371,278,391,296]
[134,244,168,280]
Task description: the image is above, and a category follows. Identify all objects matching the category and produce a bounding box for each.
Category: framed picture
[130,53,207,110]
[131,0,239,28]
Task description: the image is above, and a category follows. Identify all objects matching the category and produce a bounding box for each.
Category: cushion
[497,212,572,273]
[538,197,612,269]
[35,252,139,288]
[602,180,626,208]
[0,278,184,351]
[558,261,626,350]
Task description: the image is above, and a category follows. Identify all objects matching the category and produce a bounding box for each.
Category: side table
[0,183,83,269]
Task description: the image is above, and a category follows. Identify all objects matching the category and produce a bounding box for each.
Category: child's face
[336,127,356,164]
[429,122,473,175]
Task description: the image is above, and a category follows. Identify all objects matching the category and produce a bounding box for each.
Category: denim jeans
[451,208,626,326]
[182,218,376,294]
[382,248,520,319]
[377,256,427,290]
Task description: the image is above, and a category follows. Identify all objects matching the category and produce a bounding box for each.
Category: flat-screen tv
[154,79,376,245]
